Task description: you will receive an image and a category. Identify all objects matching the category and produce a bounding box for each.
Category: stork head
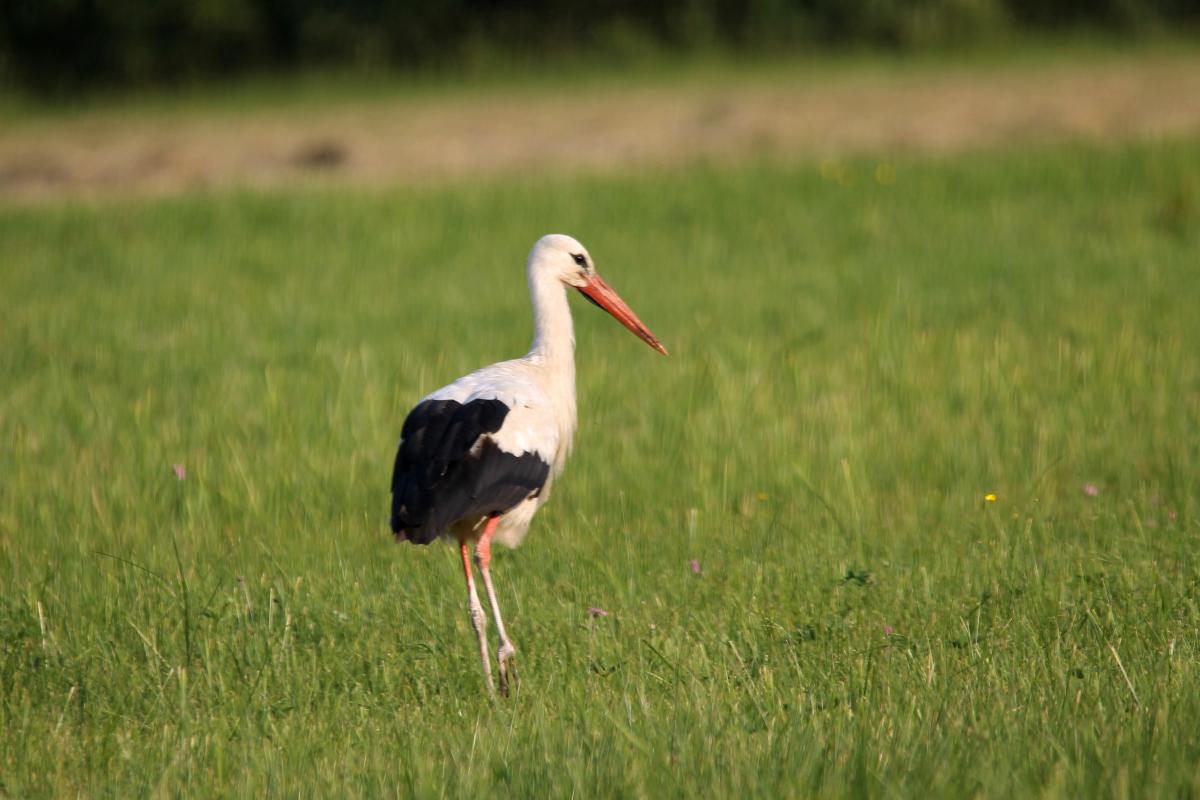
[528,234,668,355]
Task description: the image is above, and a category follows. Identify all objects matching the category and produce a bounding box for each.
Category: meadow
[1,137,1198,796]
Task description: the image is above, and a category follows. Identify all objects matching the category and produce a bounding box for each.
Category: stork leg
[460,540,494,694]
[475,514,517,697]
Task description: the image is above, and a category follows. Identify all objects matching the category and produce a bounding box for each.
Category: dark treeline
[2,0,1197,95]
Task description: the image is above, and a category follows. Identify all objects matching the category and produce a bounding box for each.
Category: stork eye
[572,253,587,267]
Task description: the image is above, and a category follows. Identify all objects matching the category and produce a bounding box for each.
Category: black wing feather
[390,398,550,544]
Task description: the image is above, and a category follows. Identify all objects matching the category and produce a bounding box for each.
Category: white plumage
[419,358,568,548]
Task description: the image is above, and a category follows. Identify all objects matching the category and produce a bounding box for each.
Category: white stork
[389,234,666,695]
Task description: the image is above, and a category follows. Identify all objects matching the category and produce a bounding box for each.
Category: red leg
[460,540,474,580]
[461,539,493,693]
[476,514,501,569]
[475,514,517,696]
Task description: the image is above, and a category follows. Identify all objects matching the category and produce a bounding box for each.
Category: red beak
[577,274,668,355]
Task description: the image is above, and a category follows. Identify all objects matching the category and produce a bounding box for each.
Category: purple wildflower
[883,625,895,636]
[689,559,701,575]
[172,463,186,481]
[587,607,609,618]
[1083,484,1098,497]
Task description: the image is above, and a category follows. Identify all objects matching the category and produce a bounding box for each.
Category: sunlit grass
[1,139,1198,796]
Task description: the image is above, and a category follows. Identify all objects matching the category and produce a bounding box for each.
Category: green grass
[1,139,1199,797]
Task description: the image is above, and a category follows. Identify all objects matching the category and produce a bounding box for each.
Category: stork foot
[497,643,517,697]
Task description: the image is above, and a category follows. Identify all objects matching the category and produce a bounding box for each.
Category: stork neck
[527,275,576,368]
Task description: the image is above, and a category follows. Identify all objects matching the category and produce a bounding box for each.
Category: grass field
[1,138,1199,796]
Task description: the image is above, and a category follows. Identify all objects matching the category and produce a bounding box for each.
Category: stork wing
[390,395,551,544]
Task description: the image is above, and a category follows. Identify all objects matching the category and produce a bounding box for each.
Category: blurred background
[1,0,1199,202]
[2,0,1198,93]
